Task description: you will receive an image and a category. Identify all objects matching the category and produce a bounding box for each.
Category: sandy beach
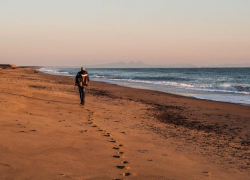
[0,67,249,180]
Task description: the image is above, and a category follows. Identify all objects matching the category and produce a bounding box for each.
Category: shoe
[81,102,85,105]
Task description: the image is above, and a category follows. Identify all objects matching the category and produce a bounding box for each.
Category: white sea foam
[194,94,250,105]
[38,68,73,76]
[100,78,250,95]
[93,75,106,78]
[37,67,250,105]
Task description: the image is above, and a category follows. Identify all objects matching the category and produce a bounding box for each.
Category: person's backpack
[78,73,89,87]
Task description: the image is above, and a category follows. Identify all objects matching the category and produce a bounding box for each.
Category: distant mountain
[86,61,196,68]
[164,63,197,68]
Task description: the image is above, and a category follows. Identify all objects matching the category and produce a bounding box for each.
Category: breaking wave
[37,67,250,105]
[38,68,73,76]
[91,76,250,95]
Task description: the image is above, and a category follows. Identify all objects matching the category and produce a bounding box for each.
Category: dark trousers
[78,86,86,103]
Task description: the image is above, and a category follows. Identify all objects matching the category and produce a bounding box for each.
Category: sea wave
[92,74,189,81]
[38,68,73,76]
[191,84,250,95]
[36,67,250,105]
[38,68,250,95]
[93,75,106,78]
[91,77,250,95]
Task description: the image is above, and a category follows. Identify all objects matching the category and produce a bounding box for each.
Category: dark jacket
[75,70,90,86]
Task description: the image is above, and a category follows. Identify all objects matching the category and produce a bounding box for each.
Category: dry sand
[0,68,249,180]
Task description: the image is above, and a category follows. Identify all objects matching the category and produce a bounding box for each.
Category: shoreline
[0,67,249,180]
[37,67,250,106]
[36,68,250,144]
[33,68,250,161]
[89,79,250,107]
[37,69,250,106]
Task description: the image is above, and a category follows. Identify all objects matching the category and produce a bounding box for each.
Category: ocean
[38,67,250,105]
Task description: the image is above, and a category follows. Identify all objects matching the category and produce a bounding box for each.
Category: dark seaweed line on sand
[88,88,226,135]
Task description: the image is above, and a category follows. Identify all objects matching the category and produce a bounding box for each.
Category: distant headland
[0,64,17,69]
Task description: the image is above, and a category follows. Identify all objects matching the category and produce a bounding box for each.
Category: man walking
[75,67,90,105]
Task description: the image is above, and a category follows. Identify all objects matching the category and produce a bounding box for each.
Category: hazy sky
[0,0,250,66]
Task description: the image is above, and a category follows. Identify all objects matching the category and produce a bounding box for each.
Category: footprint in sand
[118,152,124,155]
[92,125,97,128]
[203,171,212,177]
[116,165,130,170]
[29,130,36,132]
[19,131,26,133]
[137,150,148,153]
[0,163,11,167]
[79,130,87,133]
[59,174,70,178]
[122,172,131,177]
[113,147,120,150]
[116,165,125,169]
[121,161,129,164]
[113,155,121,158]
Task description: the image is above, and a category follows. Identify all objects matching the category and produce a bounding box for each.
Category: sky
[0,0,250,66]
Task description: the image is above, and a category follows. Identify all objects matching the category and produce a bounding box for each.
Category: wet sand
[0,68,249,180]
